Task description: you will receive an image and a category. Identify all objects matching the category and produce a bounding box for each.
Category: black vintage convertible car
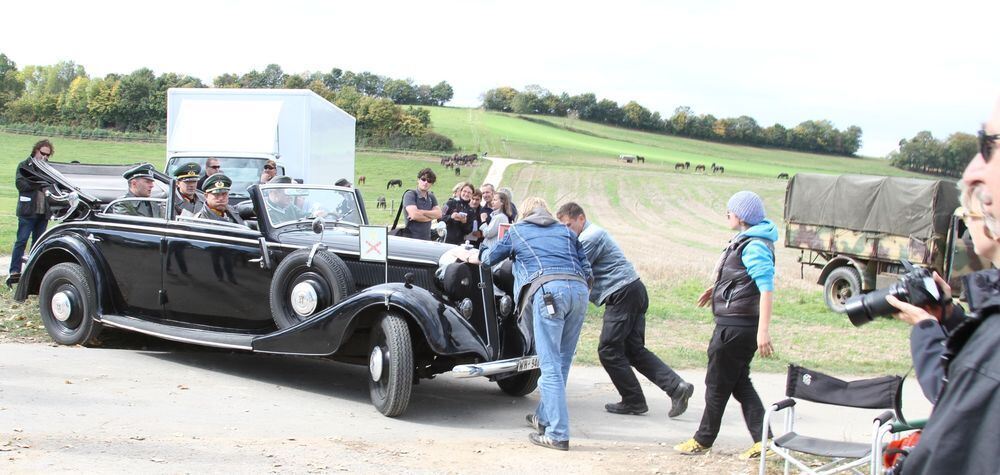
[14,160,539,416]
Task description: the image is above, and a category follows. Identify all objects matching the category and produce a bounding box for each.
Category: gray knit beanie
[727,191,766,225]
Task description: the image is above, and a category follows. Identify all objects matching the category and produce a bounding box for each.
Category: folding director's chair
[759,365,903,475]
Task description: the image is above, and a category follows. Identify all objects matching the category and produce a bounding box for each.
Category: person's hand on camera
[932,271,953,302]
[696,286,713,307]
[886,295,937,325]
[757,329,774,357]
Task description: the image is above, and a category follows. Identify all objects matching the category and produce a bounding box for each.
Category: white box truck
[165,88,355,199]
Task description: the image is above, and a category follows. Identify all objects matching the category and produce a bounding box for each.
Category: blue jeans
[532,279,589,442]
[10,215,48,274]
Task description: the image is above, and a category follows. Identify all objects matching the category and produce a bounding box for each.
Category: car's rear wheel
[368,312,413,417]
[496,369,540,397]
[269,249,355,329]
[38,262,102,346]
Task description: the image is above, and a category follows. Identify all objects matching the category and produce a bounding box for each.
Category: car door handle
[86,234,101,243]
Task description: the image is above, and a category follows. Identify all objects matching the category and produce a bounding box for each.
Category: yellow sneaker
[739,440,774,460]
[673,438,710,455]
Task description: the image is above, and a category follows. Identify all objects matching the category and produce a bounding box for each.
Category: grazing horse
[386,179,403,189]
[376,196,387,209]
[636,156,645,163]
[777,172,789,180]
[454,167,462,176]
[675,163,686,171]
[358,175,366,185]
[712,165,725,174]
[685,161,691,169]
[695,164,707,173]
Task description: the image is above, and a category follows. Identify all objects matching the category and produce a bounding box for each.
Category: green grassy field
[426,106,918,178]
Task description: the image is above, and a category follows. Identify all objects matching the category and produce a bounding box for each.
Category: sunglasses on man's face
[39,151,51,158]
[979,128,999,163]
[264,165,276,170]
[419,177,434,184]
[208,165,221,170]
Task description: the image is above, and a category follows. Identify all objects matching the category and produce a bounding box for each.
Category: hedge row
[0,122,165,143]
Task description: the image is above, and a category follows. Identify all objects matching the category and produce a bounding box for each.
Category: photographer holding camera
[882,99,1000,475]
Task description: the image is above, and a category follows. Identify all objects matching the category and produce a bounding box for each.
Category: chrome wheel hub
[51,291,73,322]
[369,346,384,381]
[290,281,318,316]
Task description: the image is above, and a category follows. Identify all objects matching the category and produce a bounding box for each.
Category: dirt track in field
[506,164,820,290]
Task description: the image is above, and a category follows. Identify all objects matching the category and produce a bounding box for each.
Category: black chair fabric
[785,364,902,410]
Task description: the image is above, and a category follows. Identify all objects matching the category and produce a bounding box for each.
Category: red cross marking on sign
[366,240,383,255]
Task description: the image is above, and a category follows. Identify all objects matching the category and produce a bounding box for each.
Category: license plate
[516,356,539,372]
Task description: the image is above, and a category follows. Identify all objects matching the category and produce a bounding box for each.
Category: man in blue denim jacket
[478,197,593,451]
[557,202,695,418]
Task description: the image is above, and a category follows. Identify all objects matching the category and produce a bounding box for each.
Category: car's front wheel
[269,249,355,329]
[368,312,413,417]
[496,369,540,397]
[38,262,102,346]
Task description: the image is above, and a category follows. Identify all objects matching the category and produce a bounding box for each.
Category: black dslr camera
[844,260,943,327]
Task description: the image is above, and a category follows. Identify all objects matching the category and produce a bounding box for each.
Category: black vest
[711,235,774,326]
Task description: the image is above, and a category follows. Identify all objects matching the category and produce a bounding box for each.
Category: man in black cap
[195,174,244,224]
[172,162,204,216]
[264,175,306,225]
[113,163,162,218]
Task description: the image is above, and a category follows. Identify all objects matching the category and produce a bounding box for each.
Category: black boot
[604,401,649,415]
[669,382,695,418]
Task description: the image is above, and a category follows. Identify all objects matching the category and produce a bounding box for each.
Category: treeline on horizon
[0,53,455,151]
[888,131,976,178]
[482,85,864,157]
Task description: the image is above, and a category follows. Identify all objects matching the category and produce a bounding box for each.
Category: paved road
[0,343,931,473]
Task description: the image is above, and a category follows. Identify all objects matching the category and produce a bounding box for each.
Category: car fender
[818,256,872,290]
[15,231,115,315]
[252,282,490,360]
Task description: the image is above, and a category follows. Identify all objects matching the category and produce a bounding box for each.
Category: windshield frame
[258,184,365,230]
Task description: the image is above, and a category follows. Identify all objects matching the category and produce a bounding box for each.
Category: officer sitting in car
[172,162,204,216]
[194,173,244,225]
[264,175,307,225]
[112,163,162,218]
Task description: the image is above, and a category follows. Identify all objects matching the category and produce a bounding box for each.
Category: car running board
[452,355,539,378]
[99,314,255,350]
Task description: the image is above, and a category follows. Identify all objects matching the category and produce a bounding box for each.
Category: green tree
[383,79,416,104]
[0,53,24,113]
[482,87,517,112]
[430,81,453,106]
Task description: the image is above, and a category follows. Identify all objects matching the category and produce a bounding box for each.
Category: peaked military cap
[173,162,202,182]
[123,163,156,181]
[202,173,233,194]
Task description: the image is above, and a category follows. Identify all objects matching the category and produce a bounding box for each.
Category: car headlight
[499,294,513,317]
[459,298,474,319]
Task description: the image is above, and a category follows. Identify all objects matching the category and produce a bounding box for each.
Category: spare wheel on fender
[269,248,355,329]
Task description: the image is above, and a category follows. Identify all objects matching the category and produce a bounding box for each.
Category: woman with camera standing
[674,191,777,459]
[442,182,475,245]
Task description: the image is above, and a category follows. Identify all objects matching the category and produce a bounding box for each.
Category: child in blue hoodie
[675,191,777,459]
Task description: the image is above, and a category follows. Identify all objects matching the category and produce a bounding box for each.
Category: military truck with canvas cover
[784,173,990,312]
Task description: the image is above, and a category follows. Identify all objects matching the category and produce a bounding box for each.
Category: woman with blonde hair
[478,196,592,451]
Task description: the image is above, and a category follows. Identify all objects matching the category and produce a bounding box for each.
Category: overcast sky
[3,0,998,156]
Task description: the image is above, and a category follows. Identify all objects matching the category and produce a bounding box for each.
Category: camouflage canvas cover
[784,174,959,239]
[784,174,959,266]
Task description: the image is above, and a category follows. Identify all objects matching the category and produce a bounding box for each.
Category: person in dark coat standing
[8,139,55,286]
[886,98,1000,474]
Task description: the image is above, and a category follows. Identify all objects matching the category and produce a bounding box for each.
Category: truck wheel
[496,369,540,397]
[368,312,413,417]
[824,267,861,313]
[269,249,355,329]
[38,263,102,346]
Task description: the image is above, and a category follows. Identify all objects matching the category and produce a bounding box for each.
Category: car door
[91,204,168,319]
[161,217,273,330]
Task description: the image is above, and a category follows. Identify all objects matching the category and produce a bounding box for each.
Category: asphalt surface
[0,342,932,473]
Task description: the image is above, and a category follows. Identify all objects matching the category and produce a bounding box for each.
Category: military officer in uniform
[113,164,162,218]
[195,173,244,225]
[172,162,204,216]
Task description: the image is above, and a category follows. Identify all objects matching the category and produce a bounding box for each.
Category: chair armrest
[874,410,895,425]
[891,418,927,432]
[771,398,796,411]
